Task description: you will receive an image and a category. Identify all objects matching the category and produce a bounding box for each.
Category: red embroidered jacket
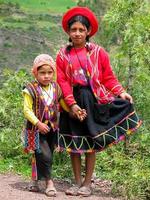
[56,43,125,106]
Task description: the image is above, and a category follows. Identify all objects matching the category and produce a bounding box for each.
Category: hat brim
[62,6,98,37]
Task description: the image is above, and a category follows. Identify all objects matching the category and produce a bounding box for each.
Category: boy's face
[36,64,54,86]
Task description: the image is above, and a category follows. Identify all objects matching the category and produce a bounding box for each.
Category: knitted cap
[32,54,55,77]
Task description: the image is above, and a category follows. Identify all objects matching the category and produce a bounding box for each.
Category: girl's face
[36,64,54,86]
[68,21,91,48]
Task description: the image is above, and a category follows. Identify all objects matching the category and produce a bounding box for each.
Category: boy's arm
[56,83,70,112]
[23,89,52,133]
[23,89,39,125]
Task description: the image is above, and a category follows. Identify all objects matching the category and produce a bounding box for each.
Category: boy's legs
[35,134,53,181]
[34,132,56,196]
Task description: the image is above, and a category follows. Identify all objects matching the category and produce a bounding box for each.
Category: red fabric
[62,6,98,37]
[56,43,125,106]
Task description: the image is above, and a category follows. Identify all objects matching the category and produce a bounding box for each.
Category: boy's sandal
[28,185,40,192]
[77,186,92,197]
[65,185,80,196]
[45,186,57,197]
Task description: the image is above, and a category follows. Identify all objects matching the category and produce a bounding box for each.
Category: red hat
[62,6,98,37]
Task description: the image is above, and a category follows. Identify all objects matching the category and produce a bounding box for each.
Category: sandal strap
[28,185,39,192]
[65,185,80,196]
[45,186,57,197]
[77,186,92,196]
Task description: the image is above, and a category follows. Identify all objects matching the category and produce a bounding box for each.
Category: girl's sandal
[65,185,80,196]
[77,186,92,197]
[45,186,57,197]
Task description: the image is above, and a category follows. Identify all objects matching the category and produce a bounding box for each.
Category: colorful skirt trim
[58,86,142,153]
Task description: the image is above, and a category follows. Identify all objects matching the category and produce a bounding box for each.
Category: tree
[99,0,150,120]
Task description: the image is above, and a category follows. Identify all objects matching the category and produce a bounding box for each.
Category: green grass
[0,0,76,31]
[0,0,77,14]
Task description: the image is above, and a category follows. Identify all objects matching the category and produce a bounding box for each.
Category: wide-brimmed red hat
[62,6,98,37]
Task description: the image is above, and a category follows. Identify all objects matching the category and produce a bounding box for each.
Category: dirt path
[0,173,122,200]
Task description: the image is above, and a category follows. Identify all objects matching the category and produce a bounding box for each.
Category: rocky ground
[0,173,122,200]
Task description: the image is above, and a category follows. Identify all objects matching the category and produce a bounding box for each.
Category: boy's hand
[36,121,50,134]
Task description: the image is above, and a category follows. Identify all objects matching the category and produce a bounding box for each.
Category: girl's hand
[36,121,50,134]
[70,104,87,121]
[78,109,87,121]
[119,92,133,103]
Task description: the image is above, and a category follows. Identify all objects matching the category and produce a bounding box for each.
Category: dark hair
[66,15,91,53]
[68,15,90,30]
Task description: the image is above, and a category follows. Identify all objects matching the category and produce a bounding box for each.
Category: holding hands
[70,104,87,121]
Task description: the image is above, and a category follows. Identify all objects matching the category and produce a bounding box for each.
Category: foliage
[78,0,112,16]
[96,125,150,200]
[101,0,150,121]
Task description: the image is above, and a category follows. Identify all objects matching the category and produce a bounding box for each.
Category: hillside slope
[0,0,76,71]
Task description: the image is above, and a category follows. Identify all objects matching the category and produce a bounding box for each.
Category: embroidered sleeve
[56,51,76,106]
[100,48,125,96]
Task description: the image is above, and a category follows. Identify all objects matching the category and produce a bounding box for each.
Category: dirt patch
[0,173,122,200]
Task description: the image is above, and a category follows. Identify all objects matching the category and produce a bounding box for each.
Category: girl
[56,7,142,197]
[23,54,60,197]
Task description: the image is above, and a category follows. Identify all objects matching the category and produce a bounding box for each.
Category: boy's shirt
[23,83,69,126]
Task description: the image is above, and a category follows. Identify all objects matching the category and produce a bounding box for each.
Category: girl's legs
[83,152,96,186]
[70,153,82,186]
[65,153,82,195]
[77,152,96,196]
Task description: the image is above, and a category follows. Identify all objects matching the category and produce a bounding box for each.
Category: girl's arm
[100,48,125,96]
[100,48,133,102]
[56,52,76,107]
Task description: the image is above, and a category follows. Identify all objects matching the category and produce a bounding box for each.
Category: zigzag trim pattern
[58,112,142,154]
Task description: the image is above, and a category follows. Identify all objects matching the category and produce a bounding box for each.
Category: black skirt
[58,86,142,153]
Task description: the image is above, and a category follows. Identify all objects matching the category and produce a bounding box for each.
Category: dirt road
[0,173,122,200]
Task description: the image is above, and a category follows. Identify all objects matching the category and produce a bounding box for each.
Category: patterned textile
[31,154,37,180]
[24,128,40,153]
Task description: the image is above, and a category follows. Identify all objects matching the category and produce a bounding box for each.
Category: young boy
[22,54,60,197]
